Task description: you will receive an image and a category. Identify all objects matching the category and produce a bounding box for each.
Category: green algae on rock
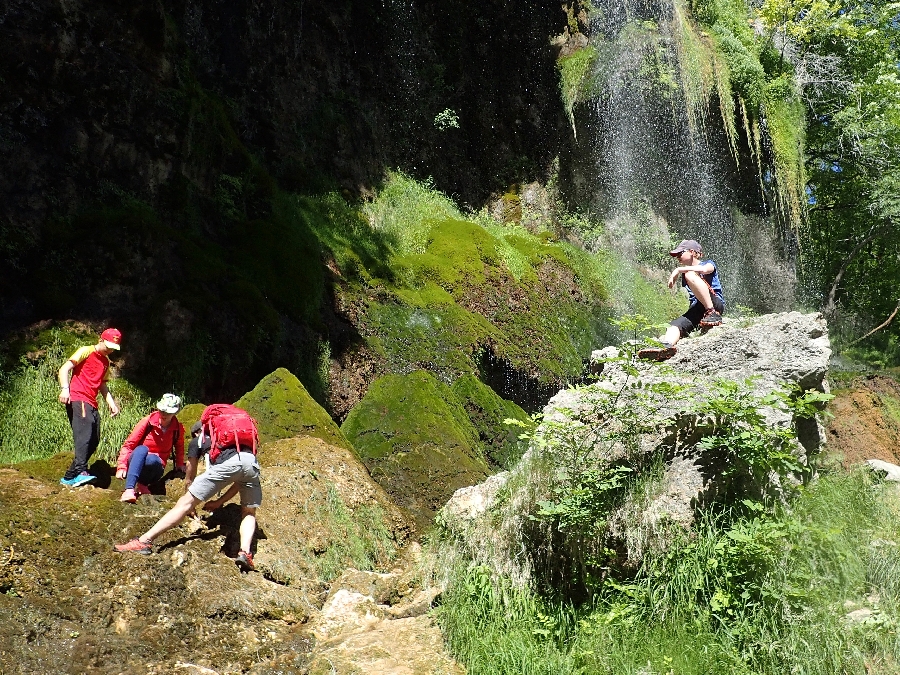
[451,373,533,469]
[341,370,491,529]
[235,367,353,450]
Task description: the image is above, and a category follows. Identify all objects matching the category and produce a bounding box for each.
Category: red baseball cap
[100,328,122,350]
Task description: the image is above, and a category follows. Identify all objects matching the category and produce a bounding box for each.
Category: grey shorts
[188,452,262,508]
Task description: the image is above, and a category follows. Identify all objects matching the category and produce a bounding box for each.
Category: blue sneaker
[60,472,95,487]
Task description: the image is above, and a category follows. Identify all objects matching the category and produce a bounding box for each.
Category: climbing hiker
[638,239,724,361]
[58,328,123,487]
[115,404,262,572]
[115,394,186,503]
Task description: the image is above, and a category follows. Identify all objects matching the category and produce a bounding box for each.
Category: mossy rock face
[450,374,532,469]
[340,370,490,529]
[177,402,206,436]
[235,367,353,450]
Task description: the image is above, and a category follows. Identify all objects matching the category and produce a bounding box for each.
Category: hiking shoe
[114,538,152,555]
[235,550,255,572]
[637,344,677,361]
[134,483,151,497]
[699,308,722,327]
[60,472,94,487]
[120,488,137,503]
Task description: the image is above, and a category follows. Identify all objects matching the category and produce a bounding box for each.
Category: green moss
[558,46,600,136]
[340,371,490,527]
[178,403,206,436]
[235,368,353,450]
[450,374,533,469]
[763,76,807,226]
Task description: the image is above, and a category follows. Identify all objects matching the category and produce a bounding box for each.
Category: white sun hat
[156,393,183,414]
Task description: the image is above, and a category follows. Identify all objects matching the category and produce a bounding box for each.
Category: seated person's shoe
[637,343,677,361]
[699,309,722,327]
[120,488,137,503]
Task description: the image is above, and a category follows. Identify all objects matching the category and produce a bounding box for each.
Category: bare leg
[659,324,683,347]
[239,506,257,553]
[140,492,202,543]
[682,271,714,310]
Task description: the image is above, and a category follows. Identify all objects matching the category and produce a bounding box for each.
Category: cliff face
[1,0,572,400]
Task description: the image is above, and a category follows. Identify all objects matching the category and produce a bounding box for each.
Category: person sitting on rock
[115,394,186,502]
[638,239,725,361]
[114,409,262,572]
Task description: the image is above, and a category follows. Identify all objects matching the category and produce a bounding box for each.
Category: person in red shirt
[58,328,122,487]
[115,394,187,503]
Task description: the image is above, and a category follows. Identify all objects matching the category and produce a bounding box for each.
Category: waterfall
[570,0,797,312]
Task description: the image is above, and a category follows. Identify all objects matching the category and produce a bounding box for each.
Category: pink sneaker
[135,483,151,496]
[120,488,137,503]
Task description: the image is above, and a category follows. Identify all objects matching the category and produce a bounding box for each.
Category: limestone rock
[439,312,832,584]
[866,459,900,482]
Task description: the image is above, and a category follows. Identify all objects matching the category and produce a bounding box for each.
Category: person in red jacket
[115,394,187,503]
[58,328,122,487]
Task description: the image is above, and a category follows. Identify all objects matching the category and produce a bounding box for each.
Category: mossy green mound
[451,374,532,469]
[235,367,352,450]
[341,370,490,528]
[177,402,206,436]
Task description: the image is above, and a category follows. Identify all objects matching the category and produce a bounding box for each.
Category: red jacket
[116,411,186,472]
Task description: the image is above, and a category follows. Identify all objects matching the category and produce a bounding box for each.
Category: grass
[0,331,155,465]
[435,468,900,675]
[308,483,397,582]
[362,170,464,254]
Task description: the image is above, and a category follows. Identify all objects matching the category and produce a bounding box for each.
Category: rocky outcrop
[438,312,832,589]
[0,432,419,674]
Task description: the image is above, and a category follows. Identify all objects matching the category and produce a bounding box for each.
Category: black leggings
[64,401,100,478]
[671,295,725,338]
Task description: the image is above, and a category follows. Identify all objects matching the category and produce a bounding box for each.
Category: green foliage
[693,379,809,498]
[438,469,900,675]
[234,367,352,450]
[0,329,153,465]
[767,0,900,363]
[361,170,464,254]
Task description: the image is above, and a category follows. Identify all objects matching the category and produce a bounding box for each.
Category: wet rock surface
[0,434,462,674]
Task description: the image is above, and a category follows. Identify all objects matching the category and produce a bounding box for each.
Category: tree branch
[848,298,900,347]
[823,224,881,317]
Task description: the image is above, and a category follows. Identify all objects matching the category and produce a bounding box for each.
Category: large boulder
[236,367,353,450]
[341,370,491,529]
[438,312,832,589]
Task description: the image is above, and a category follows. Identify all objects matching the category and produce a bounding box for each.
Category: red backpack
[199,404,259,463]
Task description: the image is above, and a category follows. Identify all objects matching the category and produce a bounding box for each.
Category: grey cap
[670,239,702,256]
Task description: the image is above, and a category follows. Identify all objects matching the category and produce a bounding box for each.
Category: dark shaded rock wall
[0,0,571,401]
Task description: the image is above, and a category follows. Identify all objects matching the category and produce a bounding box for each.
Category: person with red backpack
[114,404,262,572]
[114,394,186,503]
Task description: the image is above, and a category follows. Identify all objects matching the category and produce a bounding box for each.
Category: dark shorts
[671,294,725,338]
